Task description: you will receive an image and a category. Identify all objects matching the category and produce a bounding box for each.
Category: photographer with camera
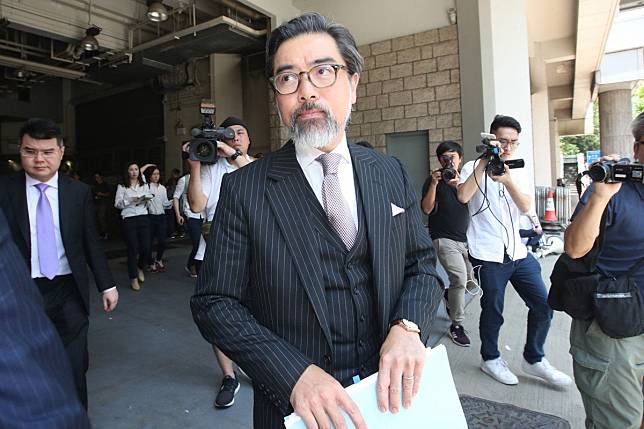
[563,111,644,429]
[421,140,472,347]
[457,114,571,387]
[184,115,253,409]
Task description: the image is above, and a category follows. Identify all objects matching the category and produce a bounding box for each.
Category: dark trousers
[122,215,152,279]
[149,214,167,261]
[185,217,203,269]
[470,253,553,364]
[95,201,109,236]
[35,275,89,409]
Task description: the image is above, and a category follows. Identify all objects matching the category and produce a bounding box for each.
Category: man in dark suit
[0,118,118,409]
[191,13,442,429]
[0,209,90,429]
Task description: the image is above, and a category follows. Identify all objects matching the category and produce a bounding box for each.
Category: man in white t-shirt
[184,116,253,409]
[457,114,571,388]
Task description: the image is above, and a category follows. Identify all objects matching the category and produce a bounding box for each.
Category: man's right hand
[430,169,442,184]
[182,142,201,171]
[290,364,366,429]
[590,155,623,200]
[176,215,185,225]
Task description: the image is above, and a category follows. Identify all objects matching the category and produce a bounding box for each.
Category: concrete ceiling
[0,0,269,89]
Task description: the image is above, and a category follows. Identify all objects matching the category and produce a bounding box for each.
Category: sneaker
[214,374,240,408]
[481,358,519,385]
[137,268,145,283]
[130,278,140,291]
[521,358,572,387]
[449,324,471,347]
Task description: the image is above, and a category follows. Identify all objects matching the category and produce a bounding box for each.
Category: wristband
[230,149,243,161]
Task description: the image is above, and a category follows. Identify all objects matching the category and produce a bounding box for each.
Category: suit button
[353,287,358,295]
[359,340,365,348]
[324,354,332,363]
[346,261,354,269]
[360,314,366,322]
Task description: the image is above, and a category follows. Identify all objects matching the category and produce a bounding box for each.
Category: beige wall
[292,0,455,45]
[268,24,463,164]
[213,54,244,122]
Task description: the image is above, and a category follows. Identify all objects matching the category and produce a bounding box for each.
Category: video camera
[588,158,643,183]
[476,133,525,176]
[188,100,235,164]
[439,154,458,182]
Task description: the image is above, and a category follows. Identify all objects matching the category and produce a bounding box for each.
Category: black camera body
[588,158,643,183]
[476,132,525,176]
[188,101,235,164]
[439,154,457,182]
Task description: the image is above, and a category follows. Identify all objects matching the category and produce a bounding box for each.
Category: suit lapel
[14,173,31,254]
[265,142,333,348]
[57,174,71,250]
[350,145,392,337]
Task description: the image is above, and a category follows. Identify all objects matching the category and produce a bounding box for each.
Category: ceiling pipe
[0,53,87,79]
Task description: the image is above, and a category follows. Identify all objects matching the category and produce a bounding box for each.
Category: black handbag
[592,259,644,339]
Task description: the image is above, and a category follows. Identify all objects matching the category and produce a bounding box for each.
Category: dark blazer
[0,172,114,313]
[191,142,443,426]
[0,210,90,429]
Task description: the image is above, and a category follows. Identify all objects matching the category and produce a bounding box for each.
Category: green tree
[633,83,644,115]
[559,134,599,155]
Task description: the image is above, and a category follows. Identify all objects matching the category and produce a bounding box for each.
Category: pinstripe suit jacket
[0,210,90,428]
[191,141,442,423]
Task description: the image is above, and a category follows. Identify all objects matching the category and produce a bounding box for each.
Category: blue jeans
[470,253,553,364]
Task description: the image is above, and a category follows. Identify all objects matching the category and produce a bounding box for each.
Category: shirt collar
[295,134,351,168]
[26,171,59,189]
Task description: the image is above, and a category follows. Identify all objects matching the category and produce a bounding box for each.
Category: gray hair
[265,12,363,78]
[632,111,644,141]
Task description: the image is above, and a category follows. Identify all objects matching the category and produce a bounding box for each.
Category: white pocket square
[391,203,405,216]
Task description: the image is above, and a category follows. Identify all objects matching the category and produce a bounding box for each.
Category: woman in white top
[142,165,172,272]
[114,162,153,291]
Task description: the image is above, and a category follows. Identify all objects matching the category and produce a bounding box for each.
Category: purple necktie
[35,183,58,279]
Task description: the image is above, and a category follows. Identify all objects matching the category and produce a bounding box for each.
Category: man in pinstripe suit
[191,12,443,429]
[0,210,90,428]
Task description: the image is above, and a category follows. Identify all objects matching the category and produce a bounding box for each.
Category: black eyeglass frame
[268,64,349,95]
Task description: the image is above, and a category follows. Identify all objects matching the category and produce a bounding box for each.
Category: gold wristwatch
[390,318,421,335]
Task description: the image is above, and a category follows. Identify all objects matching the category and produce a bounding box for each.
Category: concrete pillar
[599,85,634,157]
[456,0,535,190]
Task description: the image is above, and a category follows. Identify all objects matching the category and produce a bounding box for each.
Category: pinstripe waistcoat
[191,141,443,428]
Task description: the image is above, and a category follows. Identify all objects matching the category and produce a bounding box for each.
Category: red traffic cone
[543,189,557,222]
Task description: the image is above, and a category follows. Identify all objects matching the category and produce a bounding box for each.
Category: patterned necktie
[317,153,357,250]
[35,183,58,279]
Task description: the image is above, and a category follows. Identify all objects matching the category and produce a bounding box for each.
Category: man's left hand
[102,289,119,312]
[376,325,426,414]
[216,141,237,158]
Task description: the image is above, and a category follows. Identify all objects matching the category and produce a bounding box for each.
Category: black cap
[219,116,249,134]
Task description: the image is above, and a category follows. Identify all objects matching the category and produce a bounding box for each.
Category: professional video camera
[439,154,458,182]
[476,132,525,176]
[188,100,235,164]
[588,158,643,183]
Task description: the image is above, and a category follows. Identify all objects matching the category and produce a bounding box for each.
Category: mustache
[291,101,332,123]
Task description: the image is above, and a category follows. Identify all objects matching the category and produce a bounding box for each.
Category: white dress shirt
[114,183,150,218]
[25,172,72,279]
[147,183,172,215]
[194,155,255,261]
[173,175,202,219]
[459,159,530,263]
[295,136,359,231]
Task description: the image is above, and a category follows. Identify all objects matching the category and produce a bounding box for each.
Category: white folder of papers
[284,344,467,428]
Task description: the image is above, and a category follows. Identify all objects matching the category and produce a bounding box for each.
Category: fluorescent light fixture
[0,54,87,79]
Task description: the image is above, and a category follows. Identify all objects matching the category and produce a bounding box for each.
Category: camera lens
[196,142,213,158]
[588,162,610,182]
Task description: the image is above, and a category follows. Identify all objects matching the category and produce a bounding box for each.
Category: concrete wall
[268,24,463,164]
[292,0,454,45]
[213,54,244,122]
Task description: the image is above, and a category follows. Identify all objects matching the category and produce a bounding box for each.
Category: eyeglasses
[269,64,348,95]
[20,147,60,158]
[498,138,520,147]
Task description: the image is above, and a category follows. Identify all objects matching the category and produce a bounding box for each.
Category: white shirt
[195,156,251,260]
[114,183,150,218]
[147,183,172,215]
[25,172,72,279]
[295,136,359,231]
[173,175,202,219]
[459,160,530,263]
